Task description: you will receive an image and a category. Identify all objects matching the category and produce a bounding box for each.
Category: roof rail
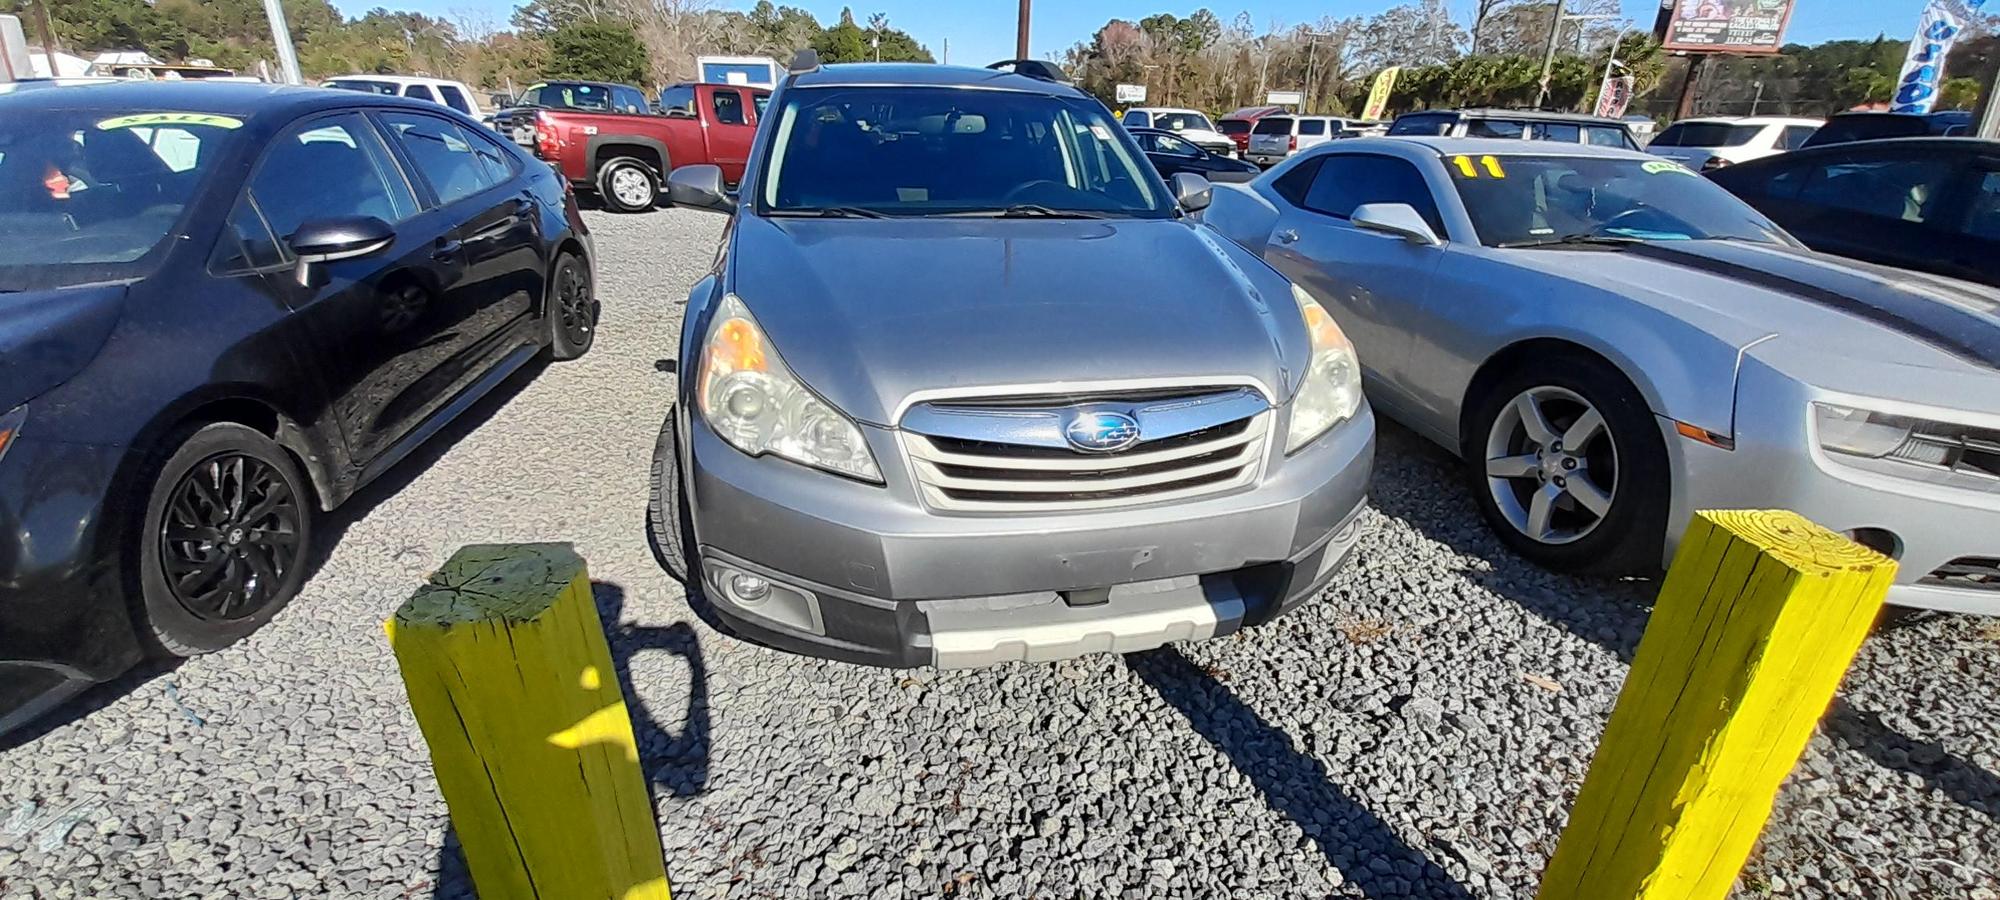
[788,49,821,76]
[985,59,1070,83]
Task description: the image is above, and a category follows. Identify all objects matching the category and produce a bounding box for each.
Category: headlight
[696,294,882,482]
[1814,403,1915,458]
[0,404,25,465]
[1285,284,1363,453]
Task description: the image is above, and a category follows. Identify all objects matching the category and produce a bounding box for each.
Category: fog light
[729,573,772,603]
[1842,527,1902,560]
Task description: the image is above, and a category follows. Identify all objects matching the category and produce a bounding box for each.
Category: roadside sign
[1657,0,1795,54]
[1265,90,1303,105]
[1362,67,1400,121]
[1115,83,1147,103]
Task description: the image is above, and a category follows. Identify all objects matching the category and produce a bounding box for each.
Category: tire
[647,405,694,584]
[1461,352,1669,576]
[547,251,596,360]
[596,157,659,213]
[137,423,315,657]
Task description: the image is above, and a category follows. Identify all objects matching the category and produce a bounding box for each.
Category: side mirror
[289,216,394,287]
[1351,203,1442,247]
[1170,172,1212,213]
[668,164,733,214]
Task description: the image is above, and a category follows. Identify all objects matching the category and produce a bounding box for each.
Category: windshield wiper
[1497,232,1645,249]
[769,206,888,219]
[937,205,1110,219]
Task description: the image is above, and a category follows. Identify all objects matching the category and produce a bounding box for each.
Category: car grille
[1922,556,2000,592]
[900,388,1271,513]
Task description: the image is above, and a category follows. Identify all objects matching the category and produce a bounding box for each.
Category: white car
[1248,115,1350,167]
[1121,107,1234,156]
[1647,116,1822,172]
[323,74,484,119]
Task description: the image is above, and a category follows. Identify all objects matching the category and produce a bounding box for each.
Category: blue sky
[336,0,1927,68]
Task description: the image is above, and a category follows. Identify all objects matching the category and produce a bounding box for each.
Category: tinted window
[1271,157,1323,206]
[1155,134,1200,156]
[1961,170,2000,241]
[249,115,416,242]
[611,86,648,115]
[438,85,472,114]
[752,93,770,117]
[379,111,500,206]
[1152,112,1215,132]
[1653,122,1762,147]
[1253,117,1294,135]
[1797,155,1956,224]
[327,79,398,95]
[1778,125,1817,150]
[521,82,611,111]
[1302,154,1444,232]
[464,126,520,182]
[1465,119,1527,139]
[1387,114,1451,136]
[210,194,287,273]
[1712,159,1808,200]
[404,84,437,103]
[761,85,1168,217]
[1450,154,1786,246]
[1802,115,1927,148]
[1584,125,1630,148]
[660,84,696,117]
[1538,123,1581,143]
[1219,120,1252,136]
[1124,111,1152,128]
[712,89,747,125]
[1298,119,1327,136]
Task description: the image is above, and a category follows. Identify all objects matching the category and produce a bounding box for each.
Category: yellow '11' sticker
[95,113,244,130]
[1450,155,1506,178]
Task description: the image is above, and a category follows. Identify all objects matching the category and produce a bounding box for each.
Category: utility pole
[1673,54,1707,120]
[1256,36,1271,102]
[262,0,303,84]
[29,0,60,58]
[1303,31,1332,113]
[1750,79,1765,116]
[1015,0,1030,60]
[1981,62,2000,138]
[1536,0,1567,109]
[942,38,948,66]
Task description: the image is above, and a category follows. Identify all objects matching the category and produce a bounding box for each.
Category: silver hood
[724,216,1308,426]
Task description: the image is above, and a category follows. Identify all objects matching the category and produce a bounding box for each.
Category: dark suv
[1388,108,1638,150]
[0,83,597,732]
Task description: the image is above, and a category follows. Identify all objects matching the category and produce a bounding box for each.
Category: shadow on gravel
[423,581,711,898]
[0,659,183,753]
[1371,420,2000,827]
[1127,645,1475,899]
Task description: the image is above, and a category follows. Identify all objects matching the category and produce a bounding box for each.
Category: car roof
[789,62,1091,98]
[1409,107,1629,125]
[0,80,466,121]
[1348,135,1654,160]
[1784,135,2000,154]
[1673,115,1824,125]
[326,74,462,86]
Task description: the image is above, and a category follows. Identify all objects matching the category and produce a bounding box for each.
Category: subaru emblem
[1065,410,1142,453]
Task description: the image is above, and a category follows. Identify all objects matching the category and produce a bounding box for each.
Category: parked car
[1130,127,1261,183]
[1219,105,1287,155]
[1645,115,1821,172]
[0,82,598,733]
[324,74,485,119]
[1202,136,2000,616]
[1120,106,1235,156]
[1707,137,2000,289]
[651,59,1375,668]
[1388,108,1640,150]
[494,80,768,213]
[1248,115,1350,167]
[1803,110,1972,148]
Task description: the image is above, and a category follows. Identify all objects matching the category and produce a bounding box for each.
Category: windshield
[520,82,612,111]
[759,86,1171,218]
[1652,122,1762,148]
[1253,117,1293,135]
[1804,115,1929,147]
[327,79,399,96]
[1218,120,1251,135]
[1450,155,1790,247]
[0,108,240,290]
[1152,112,1214,133]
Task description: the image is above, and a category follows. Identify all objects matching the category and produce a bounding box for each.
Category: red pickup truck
[494,81,770,213]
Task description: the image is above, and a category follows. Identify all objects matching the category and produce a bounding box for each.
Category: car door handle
[1276,229,1299,244]
[432,239,462,260]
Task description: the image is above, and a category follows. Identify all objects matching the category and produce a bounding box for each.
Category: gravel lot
[2,208,1996,900]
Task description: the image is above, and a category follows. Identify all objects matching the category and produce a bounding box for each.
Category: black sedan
[0,82,598,732]
[1128,127,1261,184]
[1708,137,2000,289]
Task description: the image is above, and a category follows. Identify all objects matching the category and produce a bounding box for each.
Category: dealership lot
[1,209,1996,899]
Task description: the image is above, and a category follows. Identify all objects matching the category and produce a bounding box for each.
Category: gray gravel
[3,208,1997,899]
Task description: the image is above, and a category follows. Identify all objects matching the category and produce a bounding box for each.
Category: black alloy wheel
[550,251,596,359]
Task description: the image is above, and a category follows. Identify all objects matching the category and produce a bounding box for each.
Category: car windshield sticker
[1450,155,1507,178]
[1089,124,1113,141]
[95,113,243,131]
[1642,160,1695,176]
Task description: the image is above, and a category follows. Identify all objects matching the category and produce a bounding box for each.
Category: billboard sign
[1265,90,1303,105]
[1115,83,1147,103]
[1658,0,1796,54]
[1362,67,1401,121]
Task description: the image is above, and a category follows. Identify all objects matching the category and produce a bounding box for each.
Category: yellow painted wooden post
[1537,510,1896,900]
[384,543,671,900]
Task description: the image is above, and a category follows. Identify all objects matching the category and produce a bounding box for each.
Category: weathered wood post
[385,543,671,900]
[1537,510,1897,900]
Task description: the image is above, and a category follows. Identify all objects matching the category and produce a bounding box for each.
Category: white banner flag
[1890,0,1978,114]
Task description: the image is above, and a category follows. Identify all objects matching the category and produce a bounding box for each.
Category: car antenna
[985,59,1070,84]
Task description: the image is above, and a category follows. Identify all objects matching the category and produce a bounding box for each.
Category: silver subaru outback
[649,58,1374,668]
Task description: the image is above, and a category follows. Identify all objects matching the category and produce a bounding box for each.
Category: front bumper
[684,405,1375,667]
[1669,361,2000,615]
